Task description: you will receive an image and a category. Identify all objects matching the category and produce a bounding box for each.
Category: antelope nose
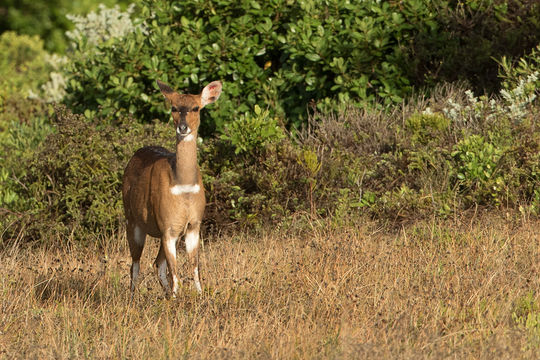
[177,123,189,134]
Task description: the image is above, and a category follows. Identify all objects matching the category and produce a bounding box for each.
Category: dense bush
[0,32,52,123]
[207,77,540,228]
[60,0,540,133]
[4,106,171,243]
[203,106,303,230]
[0,31,55,225]
[420,0,540,93]
[304,80,540,224]
[2,81,539,243]
[3,104,302,241]
[63,0,431,128]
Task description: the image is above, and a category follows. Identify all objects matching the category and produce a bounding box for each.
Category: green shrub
[296,79,540,225]
[4,86,540,244]
[406,112,450,145]
[451,135,505,205]
[0,31,56,234]
[0,31,52,124]
[0,115,53,209]
[56,1,439,132]
[59,0,540,132]
[221,105,285,155]
[202,123,304,230]
[0,0,132,53]
[499,44,540,90]
[14,106,172,242]
[418,0,540,93]
[62,0,285,131]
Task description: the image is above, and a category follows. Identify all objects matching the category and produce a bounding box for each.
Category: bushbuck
[122,79,222,298]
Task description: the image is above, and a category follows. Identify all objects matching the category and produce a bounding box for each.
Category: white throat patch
[170,184,200,195]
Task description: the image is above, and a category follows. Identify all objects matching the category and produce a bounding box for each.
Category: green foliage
[498,44,540,120]
[16,106,172,241]
[279,0,440,109]
[0,116,53,209]
[406,112,450,145]
[3,1,540,241]
[0,169,17,205]
[0,32,52,123]
[295,77,540,225]
[512,292,540,346]
[202,129,303,229]
[451,135,505,205]
[0,0,131,53]
[0,31,50,83]
[499,45,540,89]
[3,85,540,243]
[59,0,540,132]
[418,0,540,93]
[62,0,288,130]
[221,105,284,155]
[0,115,54,241]
[0,32,56,229]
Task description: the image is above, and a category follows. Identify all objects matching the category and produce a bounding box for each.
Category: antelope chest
[161,185,205,226]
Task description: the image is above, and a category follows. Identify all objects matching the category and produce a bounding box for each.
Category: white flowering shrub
[499,71,538,119]
[29,54,68,102]
[441,90,493,124]
[442,69,539,123]
[37,5,144,103]
[66,4,145,50]
[413,45,540,213]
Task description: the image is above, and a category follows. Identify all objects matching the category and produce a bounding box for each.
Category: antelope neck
[174,132,199,185]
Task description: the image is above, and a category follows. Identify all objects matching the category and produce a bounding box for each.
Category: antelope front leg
[154,243,170,295]
[185,223,202,293]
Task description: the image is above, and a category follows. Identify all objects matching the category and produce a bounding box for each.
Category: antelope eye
[171,106,178,112]
[192,106,199,112]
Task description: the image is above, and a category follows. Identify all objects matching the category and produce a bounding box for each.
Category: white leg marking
[166,236,177,258]
[194,267,202,293]
[166,237,178,295]
[171,274,179,295]
[170,184,200,195]
[185,231,199,254]
[133,226,145,246]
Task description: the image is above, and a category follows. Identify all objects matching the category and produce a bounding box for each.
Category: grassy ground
[1,215,539,359]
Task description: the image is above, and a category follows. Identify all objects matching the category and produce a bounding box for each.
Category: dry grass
[1,216,539,359]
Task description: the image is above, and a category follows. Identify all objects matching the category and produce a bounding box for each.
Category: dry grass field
[1,215,539,359]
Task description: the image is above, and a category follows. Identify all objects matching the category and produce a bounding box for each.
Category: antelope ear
[200,81,222,108]
[156,80,175,101]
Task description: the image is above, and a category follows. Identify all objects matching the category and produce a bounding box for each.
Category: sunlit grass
[1,216,539,358]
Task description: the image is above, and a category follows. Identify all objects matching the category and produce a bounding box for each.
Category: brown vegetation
[1,215,538,359]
